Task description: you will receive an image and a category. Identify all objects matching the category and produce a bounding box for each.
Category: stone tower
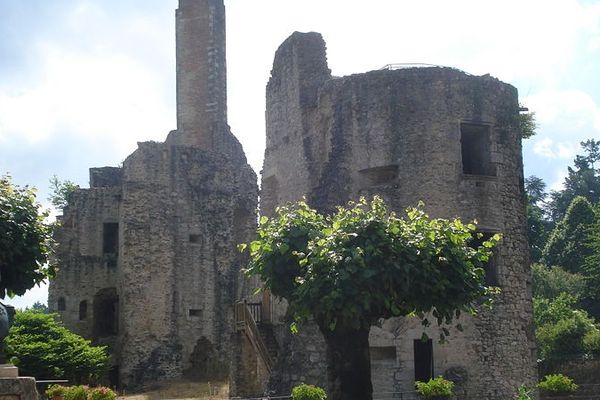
[253,32,537,400]
[176,0,227,149]
[49,0,258,389]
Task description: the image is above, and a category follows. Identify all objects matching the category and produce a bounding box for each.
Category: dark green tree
[242,197,499,400]
[531,264,586,301]
[525,176,553,263]
[0,175,55,299]
[549,139,600,221]
[543,196,595,274]
[582,203,600,319]
[4,310,108,383]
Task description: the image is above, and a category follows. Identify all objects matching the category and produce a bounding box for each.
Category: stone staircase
[257,323,279,362]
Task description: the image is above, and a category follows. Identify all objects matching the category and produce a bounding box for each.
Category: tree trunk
[319,324,373,400]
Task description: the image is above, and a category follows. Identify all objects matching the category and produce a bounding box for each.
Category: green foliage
[583,328,600,354]
[549,139,600,221]
[525,176,553,263]
[243,197,500,336]
[531,264,586,301]
[46,384,67,397]
[64,385,88,400]
[515,385,532,400]
[415,377,454,399]
[291,383,327,400]
[0,175,55,299]
[518,108,537,139]
[48,175,80,210]
[4,310,109,383]
[26,301,49,313]
[543,196,595,274]
[533,293,579,327]
[534,294,597,360]
[537,374,578,393]
[88,387,116,400]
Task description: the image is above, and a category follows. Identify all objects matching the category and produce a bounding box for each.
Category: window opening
[359,165,399,186]
[58,297,66,311]
[460,123,495,176]
[189,309,202,317]
[189,234,201,244]
[79,300,87,320]
[414,339,434,383]
[103,223,119,254]
[370,346,397,361]
[470,231,499,286]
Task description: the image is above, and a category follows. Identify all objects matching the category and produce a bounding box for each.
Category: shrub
[584,329,600,353]
[537,374,578,393]
[88,387,117,400]
[291,383,327,400]
[4,311,109,383]
[65,385,88,400]
[415,376,454,399]
[46,384,67,398]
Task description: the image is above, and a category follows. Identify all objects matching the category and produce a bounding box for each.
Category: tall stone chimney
[176,0,227,149]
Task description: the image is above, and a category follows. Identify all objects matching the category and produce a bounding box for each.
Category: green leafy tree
[48,175,80,210]
[534,293,598,364]
[582,203,600,319]
[242,197,499,400]
[4,310,109,383]
[531,264,586,301]
[26,301,49,314]
[543,196,595,274]
[549,139,600,221]
[0,175,55,299]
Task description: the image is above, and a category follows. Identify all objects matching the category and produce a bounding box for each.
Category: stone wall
[259,31,537,399]
[50,0,259,390]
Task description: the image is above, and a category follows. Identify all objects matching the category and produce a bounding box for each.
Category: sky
[1,0,599,308]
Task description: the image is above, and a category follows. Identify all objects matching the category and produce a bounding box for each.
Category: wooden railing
[235,302,273,372]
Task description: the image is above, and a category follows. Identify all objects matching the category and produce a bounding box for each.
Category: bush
[291,383,327,400]
[415,376,454,399]
[537,374,578,393]
[65,385,88,400]
[584,329,600,354]
[46,384,67,398]
[88,387,117,400]
[536,309,596,360]
[4,311,108,383]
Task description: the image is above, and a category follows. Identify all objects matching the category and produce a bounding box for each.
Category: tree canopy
[242,197,499,400]
[0,175,55,299]
[543,196,595,274]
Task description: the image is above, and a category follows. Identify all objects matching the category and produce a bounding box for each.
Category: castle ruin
[49,0,257,388]
[50,1,537,398]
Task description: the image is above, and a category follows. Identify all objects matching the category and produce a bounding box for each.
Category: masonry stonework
[49,0,258,389]
[258,32,537,399]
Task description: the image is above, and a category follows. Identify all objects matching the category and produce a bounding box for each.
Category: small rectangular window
[370,346,397,361]
[103,223,119,254]
[471,231,499,286]
[58,297,66,311]
[359,165,399,186]
[189,309,202,317]
[461,123,495,176]
[189,234,201,244]
[79,300,88,320]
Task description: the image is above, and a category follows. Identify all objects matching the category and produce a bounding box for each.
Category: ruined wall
[51,0,259,389]
[49,169,122,353]
[261,32,536,399]
[118,138,256,388]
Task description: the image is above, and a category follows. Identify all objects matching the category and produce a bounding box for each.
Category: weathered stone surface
[0,377,37,400]
[49,0,259,390]
[258,31,537,399]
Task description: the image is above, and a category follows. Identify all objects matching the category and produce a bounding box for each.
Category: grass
[117,380,228,400]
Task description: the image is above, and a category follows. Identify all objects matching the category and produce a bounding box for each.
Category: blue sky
[1,0,599,307]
